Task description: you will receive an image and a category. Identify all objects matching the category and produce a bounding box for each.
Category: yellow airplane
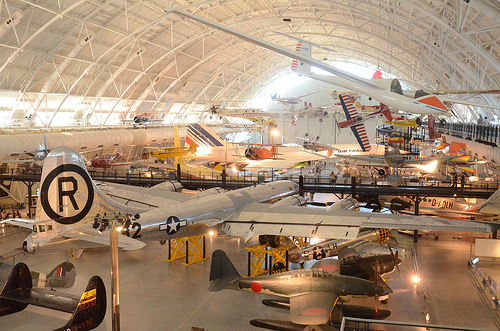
[148,144,197,163]
[388,118,421,127]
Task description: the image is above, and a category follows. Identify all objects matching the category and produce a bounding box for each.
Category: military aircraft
[336,148,471,185]
[0,262,106,331]
[147,143,197,163]
[29,261,76,289]
[127,112,164,128]
[204,105,275,119]
[0,261,76,289]
[2,135,51,163]
[3,144,498,255]
[288,228,392,264]
[208,249,385,325]
[270,91,319,106]
[380,195,486,219]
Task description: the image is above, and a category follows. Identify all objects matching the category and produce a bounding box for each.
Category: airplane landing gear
[258,235,281,248]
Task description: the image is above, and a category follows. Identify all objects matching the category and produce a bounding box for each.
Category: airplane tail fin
[186,123,225,148]
[208,250,241,292]
[291,41,311,76]
[42,262,76,288]
[53,275,106,331]
[0,263,32,317]
[381,105,392,122]
[188,143,197,154]
[372,70,383,79]
[37,146,142,229]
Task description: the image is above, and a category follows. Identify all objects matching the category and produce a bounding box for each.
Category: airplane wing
[290,292,338,325]
[437,96,500,110]
[1,218,35,229]
[0,159,38,163]
[347,241,391,257]
[335,154,386,164]
[96,181,187,208]
[223,203,500,241]
[60,227,146,250]
[338,94,371,152]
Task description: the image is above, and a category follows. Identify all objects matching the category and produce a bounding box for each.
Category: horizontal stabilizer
[0,218,34,229]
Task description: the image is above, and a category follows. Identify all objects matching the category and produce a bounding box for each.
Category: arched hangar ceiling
[0,0,499,127]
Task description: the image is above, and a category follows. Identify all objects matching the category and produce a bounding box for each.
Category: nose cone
[345,277,385,297]
[374,284,386,296]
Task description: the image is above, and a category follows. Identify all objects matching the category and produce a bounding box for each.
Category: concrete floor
[1,225,499,331]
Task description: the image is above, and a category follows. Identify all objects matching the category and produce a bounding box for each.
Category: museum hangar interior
[0,1,500,330]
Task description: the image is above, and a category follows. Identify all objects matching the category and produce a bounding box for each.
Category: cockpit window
[33,225,37,232]
[48,225,53,231]
[39,225,45,233]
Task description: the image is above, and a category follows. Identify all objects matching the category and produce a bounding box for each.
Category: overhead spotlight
[472,257,479,265]
[92,220,100,229]
[116,225,124,232]
[98,223,108,234]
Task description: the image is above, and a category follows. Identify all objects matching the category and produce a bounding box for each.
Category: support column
[413,194,420,243]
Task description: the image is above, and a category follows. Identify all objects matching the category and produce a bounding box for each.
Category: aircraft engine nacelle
[389,198,411,211]
[23,238,35,254]
[327,198,359,212]
[195,187,225,198]
[271,195,306,207]
[244,148,256,160]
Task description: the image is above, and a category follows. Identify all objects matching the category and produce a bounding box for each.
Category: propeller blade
[388,243,403,280]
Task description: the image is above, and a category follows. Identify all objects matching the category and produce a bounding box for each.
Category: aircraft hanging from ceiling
[2,135,51,163]
[185,123,329,171]
[146,144,197,163]
[0,262,106,331]
[87,146,135,169]
[204,105,275,119]
[164,10,500,121]
[270,91,320,106]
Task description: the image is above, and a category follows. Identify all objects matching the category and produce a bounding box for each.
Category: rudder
[54,275,106,331]
[0,263,32,317]
[208,250,241,292]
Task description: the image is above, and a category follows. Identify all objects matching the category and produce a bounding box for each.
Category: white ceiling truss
[0,0,498,127]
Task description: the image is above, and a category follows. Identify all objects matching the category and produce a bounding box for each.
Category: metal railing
[339,316,496,331]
